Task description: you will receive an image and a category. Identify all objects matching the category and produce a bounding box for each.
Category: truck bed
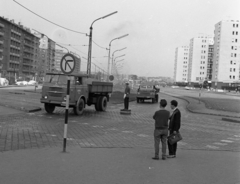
[88,81,113,93]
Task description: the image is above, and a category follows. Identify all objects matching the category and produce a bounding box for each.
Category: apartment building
[187,35,214,84]
[212,20,240,89]
[173,46,189,82]
[0,17,40,83]
[54,49,65,71]
[207,45,214,81]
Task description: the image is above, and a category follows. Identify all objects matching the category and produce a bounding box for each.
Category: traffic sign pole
[60,53,76,152]
[63,76,70,152]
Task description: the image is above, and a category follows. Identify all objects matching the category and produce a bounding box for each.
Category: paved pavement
[1,147,240,184]
[0,87,240,183]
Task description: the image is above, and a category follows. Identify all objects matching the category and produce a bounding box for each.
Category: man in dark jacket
[167,100,181,158]
[152,99,170,160]
[123,82,131,110]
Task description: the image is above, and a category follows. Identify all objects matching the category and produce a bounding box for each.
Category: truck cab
[41,73,113,115]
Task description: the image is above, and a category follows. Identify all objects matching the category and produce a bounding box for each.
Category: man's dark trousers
[168,130,177,155]
[124,97,129,110]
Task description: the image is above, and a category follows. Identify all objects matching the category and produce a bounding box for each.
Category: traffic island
[120,109,131,115]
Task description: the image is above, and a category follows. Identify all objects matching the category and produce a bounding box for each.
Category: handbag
[167,132,182,145]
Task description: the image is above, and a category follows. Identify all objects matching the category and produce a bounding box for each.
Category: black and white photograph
[0,0,240,183]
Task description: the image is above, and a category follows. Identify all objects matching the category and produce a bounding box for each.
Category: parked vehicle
[0,78,9,86]
[40,73,113,115]
[136,82,159,103]
[16,80,28,85]
[27,80,38,85]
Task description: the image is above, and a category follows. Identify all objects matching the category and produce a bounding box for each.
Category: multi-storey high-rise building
[212,20,240,89]
[173,46,189,82]
[187,35,214,84]
[207,45,214,81]
[0,17,40,83]
[54,49,65,71]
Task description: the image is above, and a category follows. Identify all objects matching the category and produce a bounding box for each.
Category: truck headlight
[44,96,48,99]
[63,97,66,101]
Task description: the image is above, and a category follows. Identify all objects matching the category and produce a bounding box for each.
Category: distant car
[0,78,9,86]
[27,80,38,85]
[16,80,28,85]
[185,86,191,90]
[171,86,179,88]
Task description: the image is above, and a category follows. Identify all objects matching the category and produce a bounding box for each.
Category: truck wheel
[155,95,159,103]
[44,103,55,114]
[95,97,100,111]
[136,98,139,103]
[74,98,84,115]
[99,96,107,111]
[152,98,155,103]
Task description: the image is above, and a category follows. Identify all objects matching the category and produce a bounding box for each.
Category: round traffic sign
[60,54,76,75]
[109,75,114,81]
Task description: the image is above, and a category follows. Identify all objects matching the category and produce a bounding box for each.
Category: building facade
[54,49,65,71]
[0,17,40,83]
[187,35,213,84]
[207,45,214,81]
[212,20,240,88]
[173,46,189,82]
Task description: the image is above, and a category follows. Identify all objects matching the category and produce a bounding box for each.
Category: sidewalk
[0,146,239,184]
[161,91,240,119]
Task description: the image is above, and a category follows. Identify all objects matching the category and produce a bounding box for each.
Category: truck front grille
[48,91,64,97]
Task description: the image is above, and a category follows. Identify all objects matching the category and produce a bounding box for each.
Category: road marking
[227,137,240,141]
[92,125,103,128]
[213,142,228,146]
[137,134,149,137]
[221,140,234,143]
[206,145,219,149]
[234,135,240,138]
[122,131,133,133]
[178,142,187,146]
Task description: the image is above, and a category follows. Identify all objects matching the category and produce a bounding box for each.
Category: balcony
[0,40,3,44]
[24,41,34,48]
[0,57,3,60]
[10,37,21,43]
[10,52,20,57]
[11,29,21,36]
[9,60,20,64]
[0,32,4,36]
[0,23,4,28]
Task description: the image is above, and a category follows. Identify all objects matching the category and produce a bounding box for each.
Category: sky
[1,0,240,78]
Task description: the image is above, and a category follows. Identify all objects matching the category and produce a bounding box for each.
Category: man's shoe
[152,157,159,160]
[162,157,166,160]
[167,155,176,158]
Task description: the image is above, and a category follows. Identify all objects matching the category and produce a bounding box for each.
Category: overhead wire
[13,0,87,35]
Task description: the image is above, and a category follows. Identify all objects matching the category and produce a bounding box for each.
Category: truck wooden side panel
[88,82,113,93]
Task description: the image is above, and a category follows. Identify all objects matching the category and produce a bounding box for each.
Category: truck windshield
[44,75,75,84]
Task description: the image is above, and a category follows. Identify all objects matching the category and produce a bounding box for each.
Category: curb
[0,104,42,113]
[160,92,240,119]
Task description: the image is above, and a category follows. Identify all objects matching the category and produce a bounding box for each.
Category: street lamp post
[107,34,128,81]
[87,11,117,76]
[111,47,126,74]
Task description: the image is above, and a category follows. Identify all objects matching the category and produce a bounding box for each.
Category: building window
[233,76,235,79]
[230,68,232,72]
[233,31,235,35]
[230,75,232,79]
[230,60,233,64]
